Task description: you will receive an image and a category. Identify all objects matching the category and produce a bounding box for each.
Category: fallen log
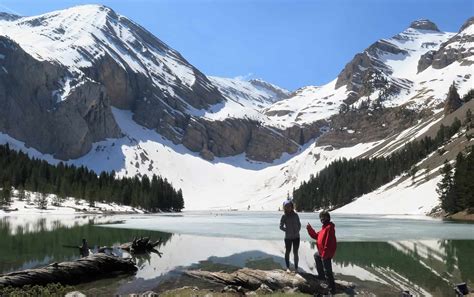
[0,253,137,288]
[185,268,355,295]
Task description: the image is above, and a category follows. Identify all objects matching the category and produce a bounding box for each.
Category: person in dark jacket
[307,210,337,294]
[280,199,301,272]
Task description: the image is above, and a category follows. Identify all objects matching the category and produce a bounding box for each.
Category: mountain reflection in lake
[0,214,473,296]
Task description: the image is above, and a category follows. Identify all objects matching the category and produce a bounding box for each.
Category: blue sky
[1,0,472,90]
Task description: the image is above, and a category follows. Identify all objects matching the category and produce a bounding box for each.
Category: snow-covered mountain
[1,5,473,212]
[0,4,302,162]
[0,4,221,107]
[264,19,472,129]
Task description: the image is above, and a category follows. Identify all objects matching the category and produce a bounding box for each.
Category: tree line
[293,113,468,211]
[0,144,184,211]
[437,147,474,214]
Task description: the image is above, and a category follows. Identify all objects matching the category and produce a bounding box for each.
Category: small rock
[138,291,159,297]
[222,285,245,293]
[282,286,299,294]
[222,285,237,293]
[65,292,86,297]
[255,284,273,295]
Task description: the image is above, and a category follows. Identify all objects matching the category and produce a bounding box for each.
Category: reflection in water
[0,216,473,296]
[335,241,474,296]
[0,216,171,274]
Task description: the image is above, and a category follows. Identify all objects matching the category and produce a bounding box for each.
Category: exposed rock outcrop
[249,79,291,101]
[418,17,474,72]
[282,120,329,145]
[0,12,20,21]
[409,19,440,31]
[317,106,425,148]
[182,118,299,162]
[0,36,122,160]
[335,39,411,105]
[417,50,436,73]
[444,83,463,115]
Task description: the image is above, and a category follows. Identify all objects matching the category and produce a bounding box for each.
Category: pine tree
[0,143,184,212]
[451,147,474,211]
[437,160,456,213]
[1,184,12,207]
[25,192,32,205]
[424,166,430,182]
[52,194,63,207]
[462,89,474,103]
[410,166,418,183]
[17,186,26,201]
[35,192,48,210]
[465,109,473,131]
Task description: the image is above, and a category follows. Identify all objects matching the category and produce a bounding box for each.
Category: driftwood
[0,254,137,288]
[119,237,162,254]
[185,268,355,295]
[62,237,162,256]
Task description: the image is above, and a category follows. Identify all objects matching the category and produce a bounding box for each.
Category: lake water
[0,212,473,296]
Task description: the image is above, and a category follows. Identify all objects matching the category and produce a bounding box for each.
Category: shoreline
[445,210,474,222]
[429,207,474,222]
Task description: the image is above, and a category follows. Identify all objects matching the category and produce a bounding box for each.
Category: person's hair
[319,210,330,220]
[284,201,294,214]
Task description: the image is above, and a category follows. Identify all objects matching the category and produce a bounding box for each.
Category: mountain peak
[460,16,474,32]
[63,4,113,14]
[409,19,440,32]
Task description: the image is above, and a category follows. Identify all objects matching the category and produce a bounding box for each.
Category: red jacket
[307,222,337,259]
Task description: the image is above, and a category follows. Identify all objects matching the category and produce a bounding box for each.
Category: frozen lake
[1,212,473,296]
[103,211,474,241]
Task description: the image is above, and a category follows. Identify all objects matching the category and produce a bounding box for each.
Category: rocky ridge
[418,17,474,72]
[0,8,473,166]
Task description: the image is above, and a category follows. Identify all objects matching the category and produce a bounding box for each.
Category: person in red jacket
[306,210,337,294]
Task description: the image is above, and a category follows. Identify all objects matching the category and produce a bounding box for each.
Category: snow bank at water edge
[0,191,144,216]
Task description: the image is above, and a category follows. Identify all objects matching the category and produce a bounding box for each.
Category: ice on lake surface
[102,211,474,241]
[1,212,473,296]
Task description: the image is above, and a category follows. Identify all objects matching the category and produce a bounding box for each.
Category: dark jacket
[307,222,337,259]
[280,212,301,239]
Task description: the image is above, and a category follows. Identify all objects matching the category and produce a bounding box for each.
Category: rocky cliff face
[317,107,425,148]
[409,19,440,31]
[1,7,472,165]
[418,17,474,72]
[0,36,121,159]
[181,118,299,162]
[0,5,301,162]
[335,38,411,105]
[249,79,291,102]
[444,84,463,115]
[335,19,451,106]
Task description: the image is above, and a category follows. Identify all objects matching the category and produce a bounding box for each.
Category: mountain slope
[0,5,300,162]
[0,4,222,109]
[1,6,473,212]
